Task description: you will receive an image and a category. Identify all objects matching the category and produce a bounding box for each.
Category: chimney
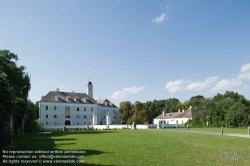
[182,109,185,112]
[178,109,180,113]
[56,88,59,92]
[190,106,192,109]
[163,111,165,117]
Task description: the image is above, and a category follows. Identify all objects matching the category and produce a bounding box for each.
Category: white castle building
[39,80,121,130]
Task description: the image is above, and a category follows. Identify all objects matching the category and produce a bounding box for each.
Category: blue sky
[1,0,250,106]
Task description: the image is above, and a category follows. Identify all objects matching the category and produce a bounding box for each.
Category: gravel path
[163,129,250,138]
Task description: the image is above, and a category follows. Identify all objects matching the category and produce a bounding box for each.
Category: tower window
[46,106,48,110]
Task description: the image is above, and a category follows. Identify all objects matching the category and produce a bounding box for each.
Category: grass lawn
[2,129,250,166]
[173,127,250,134]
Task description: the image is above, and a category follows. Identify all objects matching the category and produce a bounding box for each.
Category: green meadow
[2,129,250,166]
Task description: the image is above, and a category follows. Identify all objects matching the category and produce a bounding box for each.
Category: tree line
[0,50,39,151]
[119,91,250,127]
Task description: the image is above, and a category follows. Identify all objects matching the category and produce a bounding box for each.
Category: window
[54,115,57,118]
[76,115,79,118]
[113,110,115,113]
[104,116,105,118]
[65,115,70,118]
[54,106,56,110]
[46,115,48,118]
[91,115,93,119]
[104,110,105,113]
[46,122,48,125]
[84,107,86,111]
[91,107,93,111]
[77,122,79,125]
[46,106,48,110]
[65,106,70,111]
[77,107,79,111]
[54,122,56,125]
[84,122,86,124]
[114,116,116,119]
[112,122,114,124]
[84,115,87,119]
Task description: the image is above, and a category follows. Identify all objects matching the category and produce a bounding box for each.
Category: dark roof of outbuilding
[154,107,203,119]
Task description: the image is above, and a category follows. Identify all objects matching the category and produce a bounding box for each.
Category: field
[2,129,250,166]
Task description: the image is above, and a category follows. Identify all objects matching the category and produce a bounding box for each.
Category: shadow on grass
[51,130,117,136]
[2,131,113,166]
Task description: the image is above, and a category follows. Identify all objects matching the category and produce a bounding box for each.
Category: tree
[0,50,31,148]
[118,101,133,123]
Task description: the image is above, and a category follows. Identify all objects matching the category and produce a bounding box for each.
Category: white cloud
[237,72,250,80]
[237,63,250,80]
[60,85,66,90]
[243,85,248,89]
[186,76,219,91]
[111,91,126,100]
[240,63,250,73]
[166,5,172,10]
[152,13,167,23]
[210,79,242,92]
[165,79,185,92]
[166,76,218,93]
[111,86,146,100]
[123,86,146,94]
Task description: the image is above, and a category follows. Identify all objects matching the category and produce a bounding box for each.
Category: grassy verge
[2,129,250,166]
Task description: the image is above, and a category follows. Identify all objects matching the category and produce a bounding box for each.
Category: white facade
[153,117,190,125]
[39,81,120,130]
[153,106,203,127]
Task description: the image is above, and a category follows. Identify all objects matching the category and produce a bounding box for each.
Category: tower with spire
[86,79,93,98]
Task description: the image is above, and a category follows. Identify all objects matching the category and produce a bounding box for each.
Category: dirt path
[163,129,250,138]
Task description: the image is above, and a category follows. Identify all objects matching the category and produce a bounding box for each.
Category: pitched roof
[40,91,117,108]
[154,107,203,119]
[96,98,118,108]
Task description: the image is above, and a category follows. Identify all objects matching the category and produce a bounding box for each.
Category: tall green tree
[0,50,31,148]
[118,101,133,123]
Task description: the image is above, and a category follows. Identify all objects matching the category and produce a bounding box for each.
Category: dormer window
[57,97,61,101]
[67,96,71,102]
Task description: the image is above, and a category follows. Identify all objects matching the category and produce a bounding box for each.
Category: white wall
[40,102,121,128]
[153,118,191,125]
